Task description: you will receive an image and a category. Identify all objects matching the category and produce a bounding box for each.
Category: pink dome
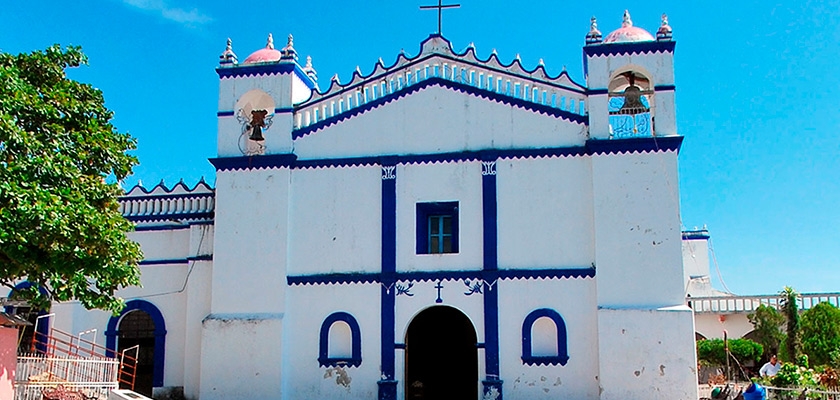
[603,10,655,44]
[243,48,282,64]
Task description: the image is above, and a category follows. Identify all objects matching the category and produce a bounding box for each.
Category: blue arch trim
[7,282,50,353]
[521,308,569,366]
[318,312,362,368]
[105,300,167,387]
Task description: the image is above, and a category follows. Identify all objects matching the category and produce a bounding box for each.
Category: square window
[416,202,459,254]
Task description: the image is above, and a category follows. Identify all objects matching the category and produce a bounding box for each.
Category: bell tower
[584,11,676,140]
[215,34,317,157]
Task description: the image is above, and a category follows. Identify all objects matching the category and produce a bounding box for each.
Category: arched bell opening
[234,89,275,155]
[608,69,654,138]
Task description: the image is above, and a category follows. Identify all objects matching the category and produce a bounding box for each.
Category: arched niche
[234,89,276,154]
[318,311,361,367]
[105,300,167,390]
[521,308,569,366]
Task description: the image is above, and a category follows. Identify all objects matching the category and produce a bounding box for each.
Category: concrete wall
[0,327,16,400]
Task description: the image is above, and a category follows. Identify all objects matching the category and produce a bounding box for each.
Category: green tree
[748,304,785,361]
[781,286,801,362]
[0,45,141,313]
[696,338,763,366]
[800,302,840,367]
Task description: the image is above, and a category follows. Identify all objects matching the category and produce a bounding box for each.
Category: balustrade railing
[689,292,840,313]
[294,55,587,131]
[119,193,215,221]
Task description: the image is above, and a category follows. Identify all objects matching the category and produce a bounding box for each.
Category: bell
[249,109,268,141]
[249,125,265,141]
[618,74,647,115]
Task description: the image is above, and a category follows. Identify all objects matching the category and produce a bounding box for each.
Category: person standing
[759,355,781,377]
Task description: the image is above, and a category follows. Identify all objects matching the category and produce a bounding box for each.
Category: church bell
[618,74,646,115]
[249,109,268,141]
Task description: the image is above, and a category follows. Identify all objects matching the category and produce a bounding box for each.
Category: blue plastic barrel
[743,383,766,400]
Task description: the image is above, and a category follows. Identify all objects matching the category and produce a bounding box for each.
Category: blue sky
[2,0,839,295]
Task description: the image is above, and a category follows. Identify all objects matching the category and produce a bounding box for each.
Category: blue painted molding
[585,136,683,155]
[125,212,214,223]
[216,62,317,90]
[587,85,676,96]
[209,154,298,172]
[209,137,682,172]
[682,230,710,240]
[521,308,569,366]
[583,41,676,57]
[217,107,294,117]
[379,164,397,400]
[138,259,189,266]
[318,312,362,368]
[133,225,191,232]
[287,267,595,286]
[292,76,587,140]
[481,163,502,399]
[105,300,167,387]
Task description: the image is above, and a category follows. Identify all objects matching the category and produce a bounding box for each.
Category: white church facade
[47,11,699,400]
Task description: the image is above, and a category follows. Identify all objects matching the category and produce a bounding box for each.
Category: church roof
[603,10,655,44]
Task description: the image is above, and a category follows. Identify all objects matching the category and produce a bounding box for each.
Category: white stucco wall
[694,313,753,340]
[292,86,587,160]
[496,156,595,269]
[287,166,381,275]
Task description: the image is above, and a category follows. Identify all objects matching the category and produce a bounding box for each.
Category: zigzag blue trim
[208,137,682,172]
[216,63,317,89]
[287,267,595,286]
[584,41,676,57]
[292,77,587,139]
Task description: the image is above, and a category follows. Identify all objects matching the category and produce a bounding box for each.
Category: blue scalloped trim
[125,212,214,223]
[584,41,676,58]
[522,356,570,366]
[208,137,682,172]
[216,62,317,90]
[124,179,213,196]
[292,77,587,140]
[287,267,595,286]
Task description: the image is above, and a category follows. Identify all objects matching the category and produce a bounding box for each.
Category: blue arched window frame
[6,282,50,353]
[318,311,361,368]
[105,300,167,387]
[521,308,569,366]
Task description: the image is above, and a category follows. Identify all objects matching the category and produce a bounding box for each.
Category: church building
[49,10,698,400]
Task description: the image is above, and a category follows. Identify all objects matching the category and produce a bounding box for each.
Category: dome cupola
[603,10,655,44]
[243,33,283,64]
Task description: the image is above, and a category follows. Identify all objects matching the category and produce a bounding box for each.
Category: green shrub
[697,338,763,366]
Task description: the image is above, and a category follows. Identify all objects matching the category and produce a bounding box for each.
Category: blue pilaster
[379,164,398,400]
[481,159,503,399]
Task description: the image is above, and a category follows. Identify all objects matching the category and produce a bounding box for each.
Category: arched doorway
[117,310,156,396]
[405,306,477,400]
[105,300,166,398]
[6,282,49,354]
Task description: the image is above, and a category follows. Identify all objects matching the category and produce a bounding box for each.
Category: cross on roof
[420,0,460,35]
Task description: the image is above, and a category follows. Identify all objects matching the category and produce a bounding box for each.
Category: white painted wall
[292,86,587,160]
[287,166,381,275]
[695,313,753,340]
[496,156,595,269]
[498,278,600,400]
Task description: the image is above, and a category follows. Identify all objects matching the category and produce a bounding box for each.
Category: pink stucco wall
[0,327,17,400]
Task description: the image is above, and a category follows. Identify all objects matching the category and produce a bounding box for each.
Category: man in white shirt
[760,355,781,377]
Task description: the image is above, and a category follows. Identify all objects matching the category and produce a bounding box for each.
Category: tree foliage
[748,304,785,361]
[0,45,141,313]
[697,338,763,366]
[781,286,801,362]
[800,302,840,368]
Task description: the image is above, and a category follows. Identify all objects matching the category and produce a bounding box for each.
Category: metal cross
[434,280,444,303]
[420,0,460,35]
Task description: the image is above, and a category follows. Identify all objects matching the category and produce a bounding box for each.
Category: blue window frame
[416,202,459,254]
[521,308,569,366]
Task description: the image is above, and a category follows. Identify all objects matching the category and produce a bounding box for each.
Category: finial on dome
[657,13,673,41]
[219,37,238,65]
[266,33,275,49]
[585,16,603,45]
[622,10,633,27]
[281,33,298,61]
[302,55,317,81]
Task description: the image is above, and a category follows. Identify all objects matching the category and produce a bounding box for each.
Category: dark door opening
[117,310,156,397]
[405,306,478,400]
